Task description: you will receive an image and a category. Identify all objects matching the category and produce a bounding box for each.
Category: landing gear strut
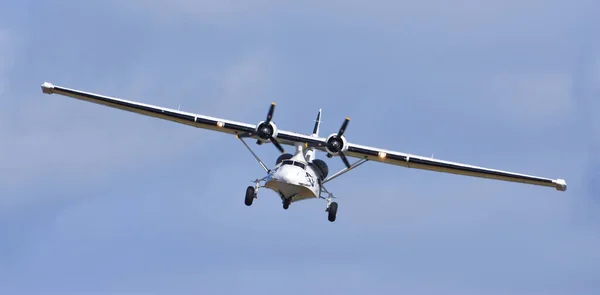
[244,178,264,206]
[320,184,339,222]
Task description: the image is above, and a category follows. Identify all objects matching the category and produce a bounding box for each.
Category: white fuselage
[264,144,321,203]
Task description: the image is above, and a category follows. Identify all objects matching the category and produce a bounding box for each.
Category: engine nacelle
[255,120,279,143]
[311,159,329,180]
[276,153,293,164]
[325,133,348,156]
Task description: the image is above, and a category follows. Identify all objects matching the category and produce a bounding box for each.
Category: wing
[41,82,258,135]
[40,82,325,148]
[40,82,566,191]
[344,143,566,191]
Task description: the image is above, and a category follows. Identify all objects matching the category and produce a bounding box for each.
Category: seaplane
[40,82,567,222]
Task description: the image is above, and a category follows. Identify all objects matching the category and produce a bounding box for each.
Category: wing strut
[322,158,369,185]
[237,134,270,172]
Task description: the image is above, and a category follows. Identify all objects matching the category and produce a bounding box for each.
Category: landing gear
[327,201,338,222]
[282,198,290,210]
[245,186,255,206]
[320,184,339,222]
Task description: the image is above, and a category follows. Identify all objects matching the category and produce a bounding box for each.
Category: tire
[327,202,338,222]
[282,199,290,210]
[245,186,255,206]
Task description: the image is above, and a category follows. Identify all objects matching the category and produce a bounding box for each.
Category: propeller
[238,103,285,153]
[325,117,351,169]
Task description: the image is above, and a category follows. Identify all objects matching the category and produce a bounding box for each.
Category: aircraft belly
[265,180,316,201]
[264,161,320,202]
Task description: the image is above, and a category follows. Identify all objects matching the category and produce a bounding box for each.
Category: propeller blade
[337,117,350,137]
[269,135,285,153]
[266,102,275,123]
[339,151,351,169]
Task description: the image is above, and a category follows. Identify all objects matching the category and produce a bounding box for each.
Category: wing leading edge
[41,82,257,135]
[40,82,566,191]
[345,144,566,191]
[40,82,325,148]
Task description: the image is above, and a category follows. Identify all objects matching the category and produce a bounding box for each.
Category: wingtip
[554,179,567,191]
[41,82,54,94]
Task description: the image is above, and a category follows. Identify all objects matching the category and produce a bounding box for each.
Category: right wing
[343,142,567,191]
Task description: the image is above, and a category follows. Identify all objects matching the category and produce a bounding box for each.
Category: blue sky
[1,1,599,294]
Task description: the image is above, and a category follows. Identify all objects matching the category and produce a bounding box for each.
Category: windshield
[281,159,306,170]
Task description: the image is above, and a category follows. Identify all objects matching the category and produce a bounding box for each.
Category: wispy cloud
[220,50,269,101]
[475,71,575,126]
[1,2,287,207]
[584,51,600,140]
[2,1,599,294]
[0,50,278,210]
[573,41,600,208]
[0,29,13,97]
[102,1,593,129]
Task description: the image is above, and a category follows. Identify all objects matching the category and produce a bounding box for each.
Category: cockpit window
[281,160,306,169]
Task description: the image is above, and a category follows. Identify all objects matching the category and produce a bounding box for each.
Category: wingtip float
[41,81,54,94]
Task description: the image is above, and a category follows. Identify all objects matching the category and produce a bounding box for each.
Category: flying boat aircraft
[40,82,567,222]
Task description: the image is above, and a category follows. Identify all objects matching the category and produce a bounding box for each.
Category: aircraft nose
[278,167,301,184]
[280,172,296,183]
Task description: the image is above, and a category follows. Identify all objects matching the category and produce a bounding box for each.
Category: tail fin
[312,109,322,137]
[306,109,322,162]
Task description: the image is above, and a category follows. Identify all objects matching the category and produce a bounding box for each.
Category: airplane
[40,82,567,222]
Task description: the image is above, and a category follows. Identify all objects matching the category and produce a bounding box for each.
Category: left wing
[40,82,566,191]
[40,82,326,148]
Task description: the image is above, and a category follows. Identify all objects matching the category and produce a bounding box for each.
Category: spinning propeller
[239,104,352,169]
[238,103,285,153]
[324,117,352,169]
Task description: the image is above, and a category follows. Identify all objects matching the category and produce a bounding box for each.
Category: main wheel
[245,186,255,206]
[327,202,338,222]
[282,199,290,210]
